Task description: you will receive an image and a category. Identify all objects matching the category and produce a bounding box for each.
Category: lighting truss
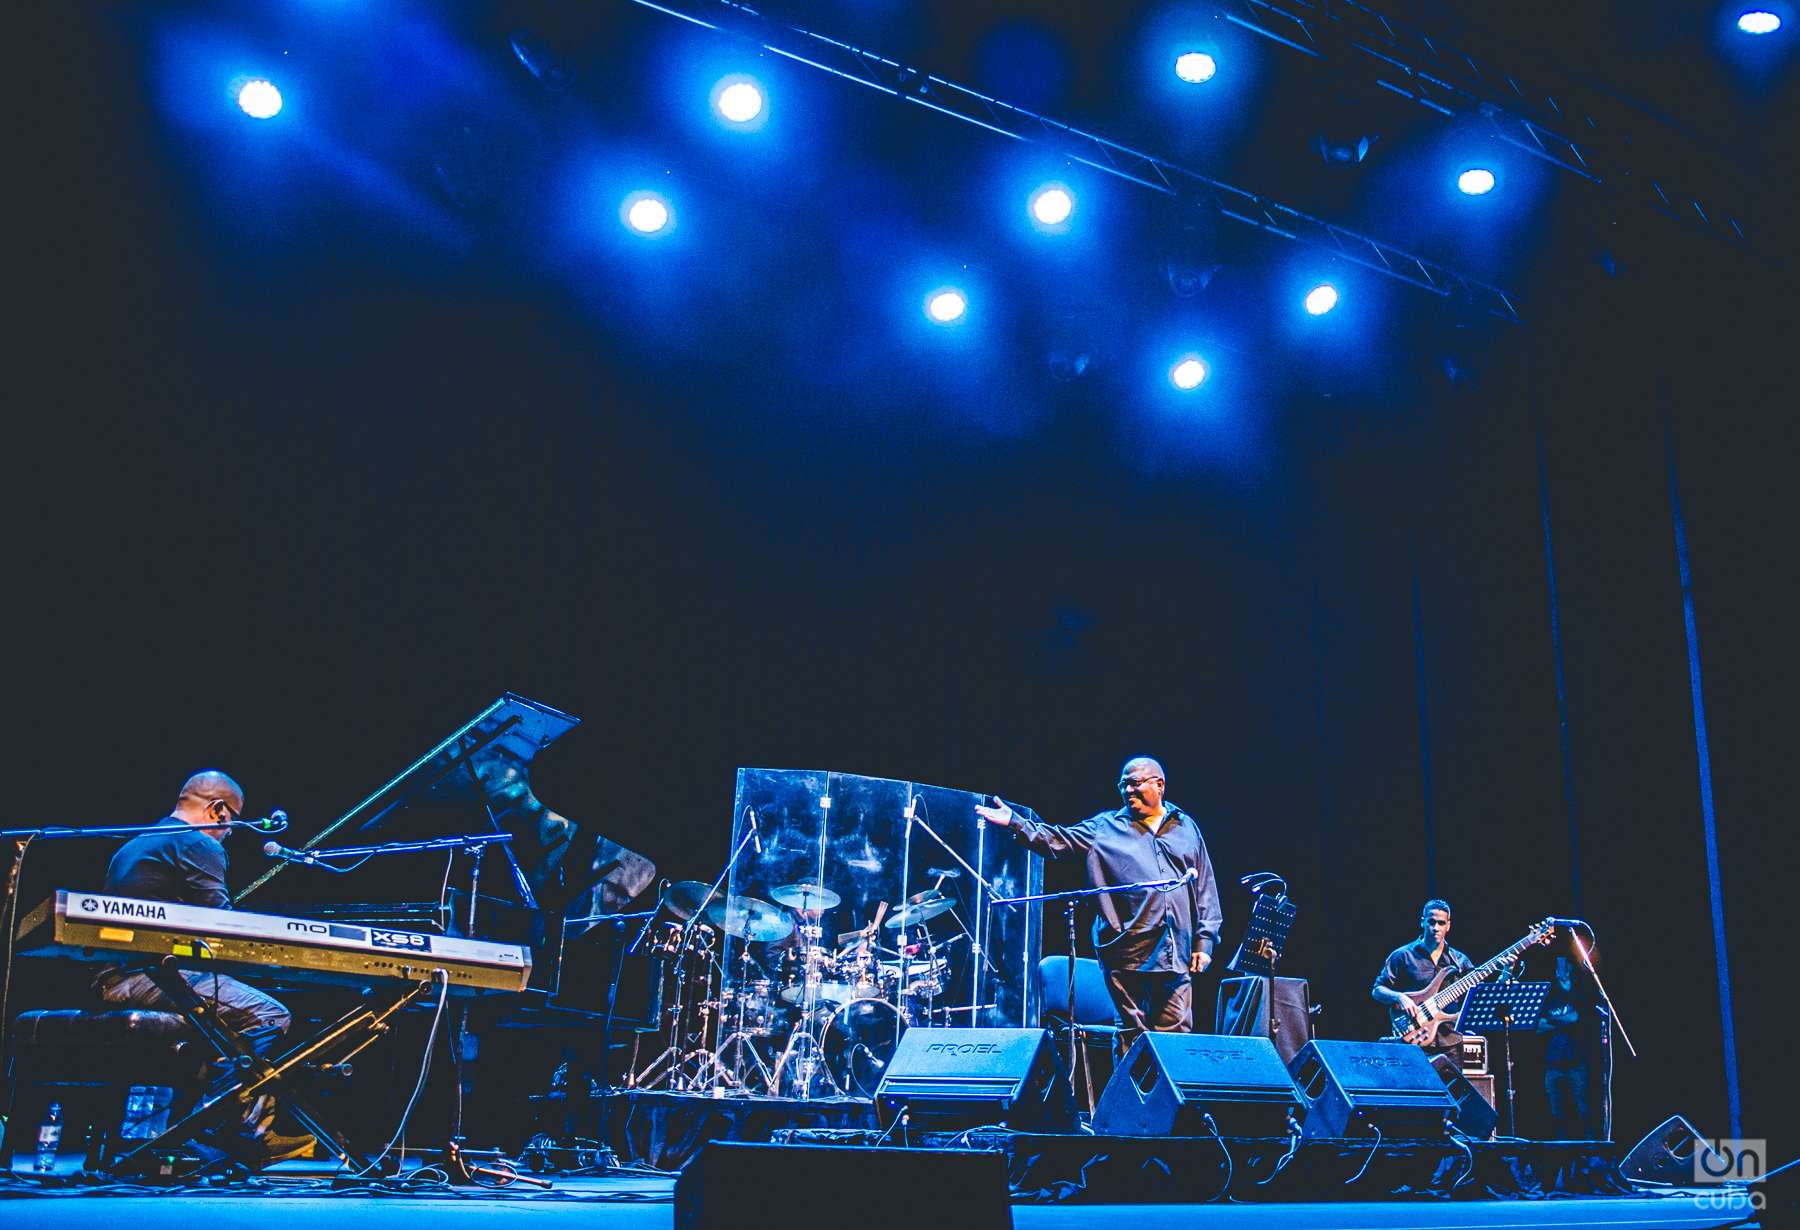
[1218,0,1754,248]
[625,0,1523,324]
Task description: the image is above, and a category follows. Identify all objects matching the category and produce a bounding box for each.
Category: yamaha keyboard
[15,890,532,996]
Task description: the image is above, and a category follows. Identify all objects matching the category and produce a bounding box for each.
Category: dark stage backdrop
[8,4,1794,1152]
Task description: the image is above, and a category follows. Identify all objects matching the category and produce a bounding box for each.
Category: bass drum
[821,997,904,1099]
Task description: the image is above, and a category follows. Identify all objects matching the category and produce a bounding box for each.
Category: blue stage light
[714,77,764,124]
[1304,284,1339,316]
[1458,167,1497,196]
[926,288,967,324]
[1738,10,1782,34]
[1030,184,1074,228]
[1170,356,1208,389]
[622,192,672,236]
[1174,51,1217,84]
[236,79,282,119]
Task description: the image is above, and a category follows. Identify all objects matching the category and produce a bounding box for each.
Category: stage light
[1030,184,1074,227]
[1174,52,1217,84]
[715,78,764,124]
[1170,356,1208,390]
[236,79,282,120]
[622,192,672,235]
[1737,10,1782,34]
[925,289,967,324]
[1457,167,1497,196]
[1304,284,1339,316]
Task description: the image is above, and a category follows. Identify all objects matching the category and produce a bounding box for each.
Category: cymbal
[769,882,841,912]
[884,891,954,929]
[703,895,794,942]
[663,881,713,921]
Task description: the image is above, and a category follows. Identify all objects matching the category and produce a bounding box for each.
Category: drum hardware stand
[991,871,1193,1104]
[629,818,760,1091]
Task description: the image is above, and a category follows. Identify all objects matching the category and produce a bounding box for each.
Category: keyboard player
[90,770,310,1164]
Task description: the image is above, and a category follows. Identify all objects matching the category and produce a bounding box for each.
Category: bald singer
[976,757,1223,1040]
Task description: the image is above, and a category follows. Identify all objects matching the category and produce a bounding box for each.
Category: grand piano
[239,692,656,1015]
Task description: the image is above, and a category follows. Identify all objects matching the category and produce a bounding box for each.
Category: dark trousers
[1103,967,1192,1042]
[96,967,291,1137]
[1545,1064,1595,1140]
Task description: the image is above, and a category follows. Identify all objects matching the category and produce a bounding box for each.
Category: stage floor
[2,1163,1764,1230]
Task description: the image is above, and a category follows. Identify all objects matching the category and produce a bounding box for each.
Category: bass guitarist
[1372,898,1474,1051]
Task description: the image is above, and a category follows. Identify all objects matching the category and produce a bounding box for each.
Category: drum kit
[629,876,964,1098]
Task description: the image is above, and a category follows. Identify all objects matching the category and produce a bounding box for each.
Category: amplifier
[1457,1034,1489,1075]
[1288,1039,1454,1139]
[1093,1032,1300,1136]
[872,1028,1070,1131]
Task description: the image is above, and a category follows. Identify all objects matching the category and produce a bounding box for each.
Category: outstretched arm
[975,796,1097,858]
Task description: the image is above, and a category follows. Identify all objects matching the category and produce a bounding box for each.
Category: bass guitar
[1389,918,1554,1047]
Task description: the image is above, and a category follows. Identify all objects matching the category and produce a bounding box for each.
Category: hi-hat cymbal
[769,882,841,912]
[884,891,954,929]
[703,895,794,942]
[663,881,713,920]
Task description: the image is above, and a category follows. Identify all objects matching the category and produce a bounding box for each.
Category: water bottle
[35,1102,63,1173]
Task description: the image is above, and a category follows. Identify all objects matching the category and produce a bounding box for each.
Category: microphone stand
[990,873,1192,1103]
[1567,926,1632,1141]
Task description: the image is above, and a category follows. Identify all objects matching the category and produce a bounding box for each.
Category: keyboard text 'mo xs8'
[16,890,531,995]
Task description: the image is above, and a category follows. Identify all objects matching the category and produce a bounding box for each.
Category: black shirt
[104,820,231,909]
[1005,803,1223,974]
[1374,938,1474,999]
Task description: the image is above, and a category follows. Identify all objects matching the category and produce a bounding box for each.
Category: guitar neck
[1438,931,1537,1003]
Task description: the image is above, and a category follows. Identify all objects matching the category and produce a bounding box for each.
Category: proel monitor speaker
[1287,1039,1454,1139]
[1428,1051,1498,1141]
[1092,1032,1300,1136]
[676,1142,1009,1230]
[1620,1115,1729,1186]
[872,1027,1071,1130]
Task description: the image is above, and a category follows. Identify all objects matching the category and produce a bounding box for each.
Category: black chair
[4,1008,201,1171]
[1037,955,1120,1110]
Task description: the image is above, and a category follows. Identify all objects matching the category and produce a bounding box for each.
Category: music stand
[1226,891,1296,977]
[1457,981,1550,1138]
[1226,885,1296,1050]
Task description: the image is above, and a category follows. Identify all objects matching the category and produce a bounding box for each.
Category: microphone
[261,839,313,864]
[747,808,762,854]
[1545,917,1591,930]
[236,809,290,833]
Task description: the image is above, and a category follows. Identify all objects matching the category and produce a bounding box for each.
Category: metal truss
[626,0,1523,324]
[1218,0,1754,248]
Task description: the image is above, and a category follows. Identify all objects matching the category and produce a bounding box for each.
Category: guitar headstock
[1531,917,1557,945]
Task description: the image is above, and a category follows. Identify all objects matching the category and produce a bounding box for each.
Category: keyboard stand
[107,956,433,1176]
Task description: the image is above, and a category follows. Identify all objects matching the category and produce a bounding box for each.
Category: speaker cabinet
[1428,1051,1498,1140]
[1287,1039,1454,1139]
[1092,1032,1300,1136]
[872,1027,1071,1130]
[1620,1114,1724,1186]
[676,1142,1010,1230]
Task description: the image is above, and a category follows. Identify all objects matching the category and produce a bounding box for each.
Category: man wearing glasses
[976,757,1222,1038]
[93,770,307,1163]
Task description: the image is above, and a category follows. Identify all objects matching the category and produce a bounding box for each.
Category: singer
[976,757,1222,1039]
[90,770,311,1166]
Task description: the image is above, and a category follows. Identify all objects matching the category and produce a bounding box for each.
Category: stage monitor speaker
[1428,1051,1498,1141]
[1287,1039,1454,1139]
[1092,1032,1300,1136]
[873,1027,1071,1131]
[1620,1114,1726,1186]
[675,1141,1010,1230]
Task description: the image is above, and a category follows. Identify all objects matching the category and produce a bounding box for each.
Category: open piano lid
[237,693,655,925]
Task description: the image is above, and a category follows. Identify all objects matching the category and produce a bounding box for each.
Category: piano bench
[4,1009,202,1172]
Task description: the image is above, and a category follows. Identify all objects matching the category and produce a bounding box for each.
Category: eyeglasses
[1117,777,1163,793]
